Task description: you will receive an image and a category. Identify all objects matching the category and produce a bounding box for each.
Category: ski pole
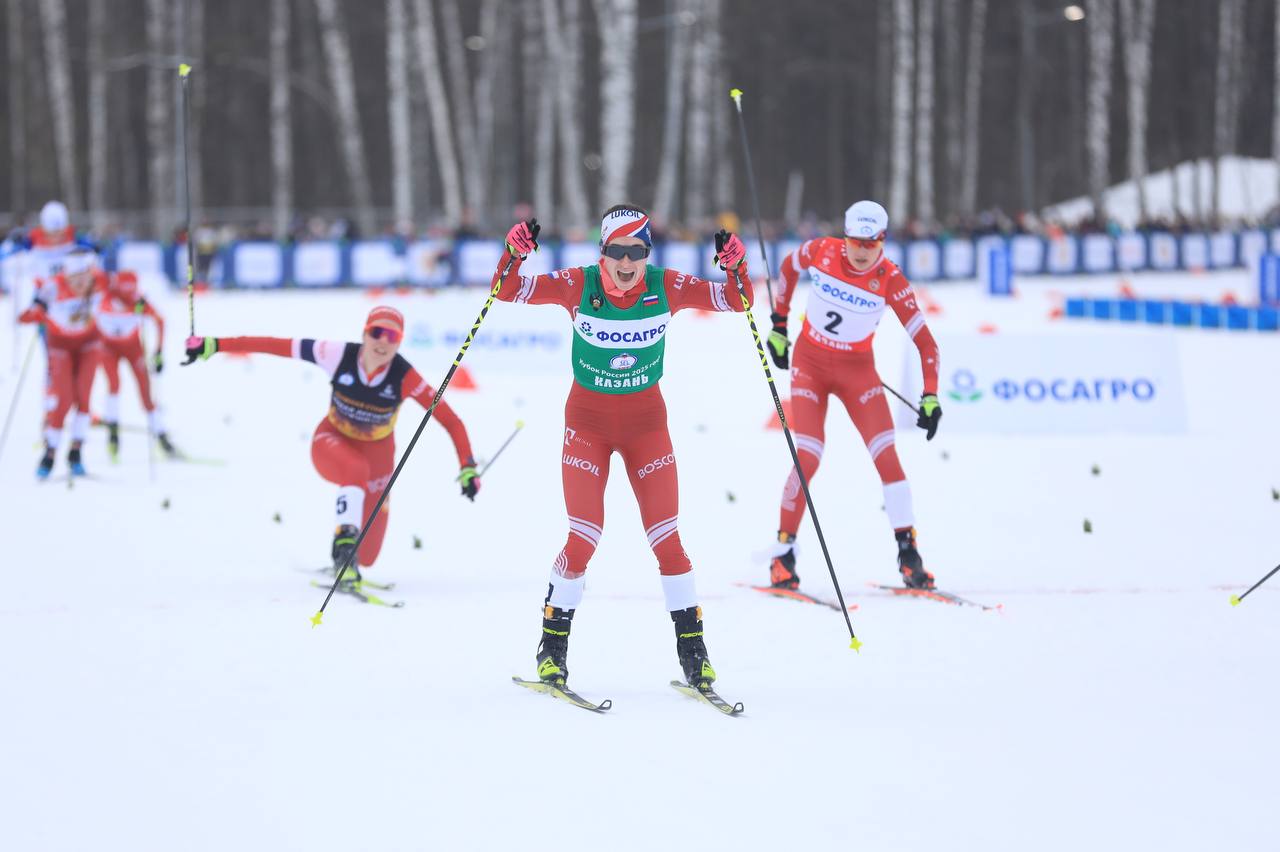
[727,88,859,650]
[459,419,525,481]
[728,264,860,651]
[1229,563,1280,606]
[882,381,922,417]
[728,88,776,313]
[312,252,522,627]
[179,63,196,336]
[0,332,39,468]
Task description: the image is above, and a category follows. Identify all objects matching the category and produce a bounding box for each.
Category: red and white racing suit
[213,336,475,569]
[773,237,940,536]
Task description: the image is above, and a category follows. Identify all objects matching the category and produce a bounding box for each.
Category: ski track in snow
[0,269,1276,851]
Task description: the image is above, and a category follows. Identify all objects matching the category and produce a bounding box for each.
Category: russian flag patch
[642,294,660,306]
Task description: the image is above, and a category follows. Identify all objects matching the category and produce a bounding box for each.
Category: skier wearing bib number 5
[182,306,479,585]
[494,207,753,692]
[765,200,942,591]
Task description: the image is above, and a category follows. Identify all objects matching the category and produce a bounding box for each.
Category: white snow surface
[1,268,1277,851]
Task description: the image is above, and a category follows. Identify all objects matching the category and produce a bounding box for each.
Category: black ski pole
[461,420,525,480]
[0,333,38,468]
[179,63,196,336]
[725,259,860,651]
[728,88,776,313]
[1230,563,1280,606]
[312,251,523,626]
[882,381,923,417]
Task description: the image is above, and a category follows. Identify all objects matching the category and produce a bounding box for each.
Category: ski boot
[67,443,86,477]
[36,446,55,480]
[536,604,574,685]
[769,531,800,590]
[331,524,362,585]
[896,527,935,590]
[156,432,179,459]
[672,606,716,689]
[106,422,120,463]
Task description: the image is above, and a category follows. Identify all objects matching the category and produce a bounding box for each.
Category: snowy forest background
[1,0,1277,240]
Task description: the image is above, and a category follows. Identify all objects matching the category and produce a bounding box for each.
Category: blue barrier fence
[7,227,1280,290]
[1064,296,1279,332]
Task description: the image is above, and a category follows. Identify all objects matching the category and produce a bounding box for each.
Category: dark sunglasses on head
[366,326,402,344]
[602,243,651,262]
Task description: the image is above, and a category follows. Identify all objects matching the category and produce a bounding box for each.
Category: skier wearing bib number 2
[765,200,942,591]
[494,207,754,691]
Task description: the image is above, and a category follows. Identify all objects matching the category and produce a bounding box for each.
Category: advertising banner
[897,333,1187,434]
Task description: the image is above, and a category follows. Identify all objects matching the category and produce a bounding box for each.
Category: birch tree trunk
[411,0,464,227]
[914,0,936,225]
[473,0,501,224]
[651,0,693,224]
[710,1,734,216]
[270,0,293,239]
[542,0,590,228]
[387,0,413,230]
[1212,0,1243,226]
[313,0,376,236]
[527,0,554,220]
[8,0,26,217]
[592,0,639,208]
[683,2,713,227]
[1274,0,1280,207]
[1086,0,1114,224]
[440,0,483,219]
[940,0,961,217]
[1119,0,1157,223]
[39,0,81,211]
[144,0,169,233]
[959,0,987,215]
[186,0,205,221]
[87,0,107,228]
[888,0,914,223]
[270,0,292,239]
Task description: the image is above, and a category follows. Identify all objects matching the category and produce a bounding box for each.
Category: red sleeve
[18,305,46,324]
[774,239,816,319]
[886,272,940,396]
[663,267,754,314]
[215,336,295,357]
[143,301,165,350]
[491,254,583,315]
[403,367,475,466]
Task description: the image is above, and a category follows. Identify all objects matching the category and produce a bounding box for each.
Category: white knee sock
[883,480,915,530]
[104,394,120,423]
[661,571,699,612]
[148,409,165,435]
[335,486,365,529]
[70,411,91,442]
[546,572,586,610]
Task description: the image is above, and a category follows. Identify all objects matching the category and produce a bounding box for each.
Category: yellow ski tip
[849,636,863,652]
[1229,594,1241,607]
[179,63,192,78]
[310,611,324,628]
[515,419,525,429]
[729,87,743,103]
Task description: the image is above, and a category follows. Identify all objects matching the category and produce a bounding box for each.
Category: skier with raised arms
[765,200,942,591]
[183,306,479,586]
[493,207,753,694]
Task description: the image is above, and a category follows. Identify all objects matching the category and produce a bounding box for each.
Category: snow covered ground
[0,267,1276,851]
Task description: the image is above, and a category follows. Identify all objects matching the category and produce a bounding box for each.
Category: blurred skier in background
[94,269,179,460]
[18,249,104,479]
